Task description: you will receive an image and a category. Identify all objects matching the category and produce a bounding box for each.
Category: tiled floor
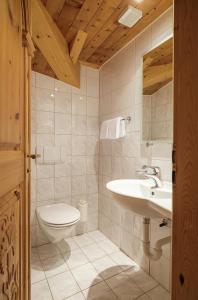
[31,231,170,300]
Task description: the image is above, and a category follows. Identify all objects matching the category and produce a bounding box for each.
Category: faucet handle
[151,166,161,177]
[136,165,148,174]
[142,165,161,178]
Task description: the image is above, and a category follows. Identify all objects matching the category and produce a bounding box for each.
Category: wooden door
[0,0,31,299]
[172,0,198,299]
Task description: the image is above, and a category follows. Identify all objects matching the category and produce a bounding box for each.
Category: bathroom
[31,5,172,300]
[1,0,197,300]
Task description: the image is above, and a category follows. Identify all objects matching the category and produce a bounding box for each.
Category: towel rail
[121,116,131,122]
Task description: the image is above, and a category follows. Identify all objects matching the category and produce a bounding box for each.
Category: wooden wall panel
[0,0,31,299]
[0,191,20,300]
[0,1,23,145]
[172,0,198,299]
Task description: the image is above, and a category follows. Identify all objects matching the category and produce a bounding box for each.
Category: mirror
[142,37,173,143]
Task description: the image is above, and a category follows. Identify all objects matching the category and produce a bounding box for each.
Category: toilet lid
[37,203,80,226]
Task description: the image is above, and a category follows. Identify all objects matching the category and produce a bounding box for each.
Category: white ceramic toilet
[36,203,80,243]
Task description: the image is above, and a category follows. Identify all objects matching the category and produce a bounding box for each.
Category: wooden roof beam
[32,0,80,87]
[70,30,88,64]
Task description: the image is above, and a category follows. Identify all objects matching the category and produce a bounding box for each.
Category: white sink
[106,179,172,219]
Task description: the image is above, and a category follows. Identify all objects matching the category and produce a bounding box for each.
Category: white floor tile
[83,281,117,300]
[31,280,53,300]
[57,238,79,254]
[71,263,103,290]
[42,254,69,278]
[31,232,168,300]
[65,292,85,300]
[111,251,138,270]
[81,243,106,261]
[88,230,108,242]
[146,285,170,300]
[64,248,89,269]
[73,233,94,248]
[31,260,45,284]
[37,243,60,260]
[124,267,158,292]
[48,270,80,300]
[97,239,119,254]
[106,271,143,300]
[31,247,40,262]
[92,255,122,279]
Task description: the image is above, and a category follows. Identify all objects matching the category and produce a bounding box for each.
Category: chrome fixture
[136,165,160,177]
[121,116,131,122]
[145,174,162,188]
[136,165,162,188]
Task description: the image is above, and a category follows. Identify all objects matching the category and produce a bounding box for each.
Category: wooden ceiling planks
[82,0,122,48]
[87,0,173,65]
[32,0,173,77]
[66,0,104,43]
[79,0,131,61]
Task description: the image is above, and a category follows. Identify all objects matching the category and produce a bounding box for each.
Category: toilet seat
[37,203,80,227]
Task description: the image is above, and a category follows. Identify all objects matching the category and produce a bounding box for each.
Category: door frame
[172,0,198,299]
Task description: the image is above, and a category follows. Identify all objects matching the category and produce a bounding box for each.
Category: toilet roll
[78,200,88,222]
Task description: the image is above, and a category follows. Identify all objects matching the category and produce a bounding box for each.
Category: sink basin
[106,179,172,219]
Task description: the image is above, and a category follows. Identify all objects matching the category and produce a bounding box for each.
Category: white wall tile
[37,178,54,201]
[87,77,99,98]
[55,157,72,177]
[55,177,71,199]
[72,176,86,195]
[55,91,71,114]
[36,111,54,134]
[55,113,71,134]
[54,79,72,93]
[72,156,86,175]
[36,88,55,112]
[36,73,54,89]
[87,97,99,116]
[72,136,86,155]
[72,115,86,135]
[98,7,173,291]
[72,76,86,96]
[72,94,86,115]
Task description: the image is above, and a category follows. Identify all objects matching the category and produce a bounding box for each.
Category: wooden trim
[79,60,100,70]
[172,0,198,299]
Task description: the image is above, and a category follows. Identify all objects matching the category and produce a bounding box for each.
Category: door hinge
[172,143,176,186]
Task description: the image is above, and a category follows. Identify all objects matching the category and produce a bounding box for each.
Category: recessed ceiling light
[50,93,54,98]
[118,5,142,28]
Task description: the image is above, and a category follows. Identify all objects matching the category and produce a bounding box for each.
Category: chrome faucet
[136,165,162,188]
[145,174,162,188]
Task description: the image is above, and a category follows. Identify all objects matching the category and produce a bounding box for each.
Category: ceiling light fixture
[118,5,142,28]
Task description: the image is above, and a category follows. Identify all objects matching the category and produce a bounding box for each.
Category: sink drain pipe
[142,218,171,261]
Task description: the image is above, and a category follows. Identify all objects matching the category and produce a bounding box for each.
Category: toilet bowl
[36,203,80,243]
